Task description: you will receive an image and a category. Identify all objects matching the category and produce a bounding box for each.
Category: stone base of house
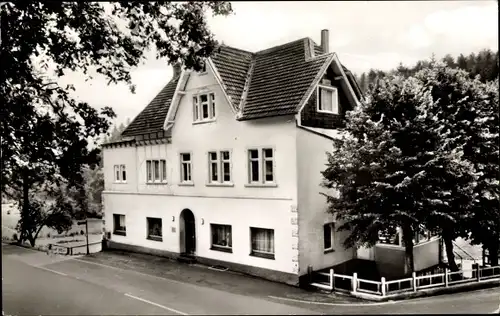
[105,240,299,287]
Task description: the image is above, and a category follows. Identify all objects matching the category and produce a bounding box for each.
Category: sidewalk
[79,249,364,304]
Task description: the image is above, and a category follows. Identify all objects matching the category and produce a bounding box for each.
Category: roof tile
[121,76,179,137]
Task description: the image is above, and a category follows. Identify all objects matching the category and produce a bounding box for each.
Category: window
[199,61,207,74]
[208,151,232,184]
[114,165,127,183]
[247,148,275,184]
[180,153,192,183]
[114,165,120,182]
[146,159,167,184]
[323,223,334,252]
[209,152,218,182]
[147,217,162,241]
[113,214,126,236]
[211,224,232,253]
[317,86,339,114]
[193,92,216,122]
[250,227,275,259]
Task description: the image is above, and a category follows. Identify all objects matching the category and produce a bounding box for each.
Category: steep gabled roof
[240,39,331,120]
[122,33,360,138]
[121,76,180,137]
[211,46,253,110]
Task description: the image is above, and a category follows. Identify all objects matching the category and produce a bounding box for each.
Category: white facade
[103,65,325,280]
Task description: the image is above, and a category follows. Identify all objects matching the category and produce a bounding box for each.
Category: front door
[183,210,196,255]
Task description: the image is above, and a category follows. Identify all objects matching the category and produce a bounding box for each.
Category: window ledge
[147,236,163,242]
[250,251,275,260]
[193,119,216,125]
[206,182,234,187]
[317,109,340,115]
[324,248,335,254]
[244,183,277,188]
[211,246,233,253]
[113,231,126,236]
[146,182,168,185]
[114,181,128,184]
[178,182,195,187]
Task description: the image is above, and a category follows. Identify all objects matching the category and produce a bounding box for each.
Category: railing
[385,277,413,294]
[310,265,500,297]
[50,241,102,255]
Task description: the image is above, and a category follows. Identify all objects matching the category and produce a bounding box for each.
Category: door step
[177,254,197,264]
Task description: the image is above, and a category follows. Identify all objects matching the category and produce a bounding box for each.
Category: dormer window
[193,92,216,123]
[199,60,207,74]
[317,85,339,114]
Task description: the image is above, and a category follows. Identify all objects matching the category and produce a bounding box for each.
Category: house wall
[103,192,298,281]
[374,244,406,279]
[102,65,300,284]
[296,127,355,276]
[103,145,137,192]
[413,237,440,271]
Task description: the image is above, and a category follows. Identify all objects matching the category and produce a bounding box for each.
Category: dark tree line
[356,49,499,94]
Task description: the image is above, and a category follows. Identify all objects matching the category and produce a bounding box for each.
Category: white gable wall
[296,127,356,275]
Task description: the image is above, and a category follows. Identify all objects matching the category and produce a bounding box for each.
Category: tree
[441,54,456,68]
[1,2,233,244]
[457,54,468,70]
[415,64,499,267]
[321,75,456,274]
[15,180,74,247]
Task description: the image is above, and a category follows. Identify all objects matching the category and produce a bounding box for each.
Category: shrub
[69,232,75,237]
[13,233,18,241]
[80,230,85,235]
[46,232,51,238]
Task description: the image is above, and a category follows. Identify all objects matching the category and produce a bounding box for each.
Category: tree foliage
[1,1,232,245]
[323,61,499,273]
[356,49,499,94]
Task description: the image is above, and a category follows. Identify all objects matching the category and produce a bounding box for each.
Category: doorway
[180,209,196,255]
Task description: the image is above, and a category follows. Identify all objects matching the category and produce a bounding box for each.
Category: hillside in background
[355,49,499,94]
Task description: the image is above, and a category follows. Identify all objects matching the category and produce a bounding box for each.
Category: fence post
[381,277,386,297]
[476,264,481,282]
[352,272,358,294]
[444,268,449,287]
[329,269,334,291]
[412,272,417,292]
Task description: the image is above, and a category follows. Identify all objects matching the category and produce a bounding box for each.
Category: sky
[58,1,498,128]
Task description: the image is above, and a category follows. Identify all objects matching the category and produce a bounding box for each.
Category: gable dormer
[299,58,357,130]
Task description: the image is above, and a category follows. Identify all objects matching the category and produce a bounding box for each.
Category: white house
[102,29,441,286]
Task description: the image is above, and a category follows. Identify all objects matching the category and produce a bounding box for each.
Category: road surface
[2,243,499,315]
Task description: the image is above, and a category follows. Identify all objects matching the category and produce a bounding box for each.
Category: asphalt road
[2,243,499,315]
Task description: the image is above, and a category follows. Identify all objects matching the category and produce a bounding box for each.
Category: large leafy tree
[1,1,232,244]
[322,76,446,274]
[415,64,500,266]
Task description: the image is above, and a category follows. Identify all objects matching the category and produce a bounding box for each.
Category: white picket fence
[311,265,500,297]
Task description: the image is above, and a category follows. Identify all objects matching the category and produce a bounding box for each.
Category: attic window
[199,61,207,74]
[317,85,339,114]
[193,92,216,123]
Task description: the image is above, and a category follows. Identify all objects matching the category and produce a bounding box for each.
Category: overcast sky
[59,1,498,128]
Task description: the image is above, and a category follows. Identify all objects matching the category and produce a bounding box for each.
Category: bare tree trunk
[488,240,499,266]
[402,225,415,275]
[19,171,30,245]
[443,229,459,272]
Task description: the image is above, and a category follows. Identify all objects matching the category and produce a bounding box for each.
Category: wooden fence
[311,265,500,297]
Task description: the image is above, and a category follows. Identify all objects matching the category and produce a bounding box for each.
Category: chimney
[173,62,182,78]
[321,29,329,54]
